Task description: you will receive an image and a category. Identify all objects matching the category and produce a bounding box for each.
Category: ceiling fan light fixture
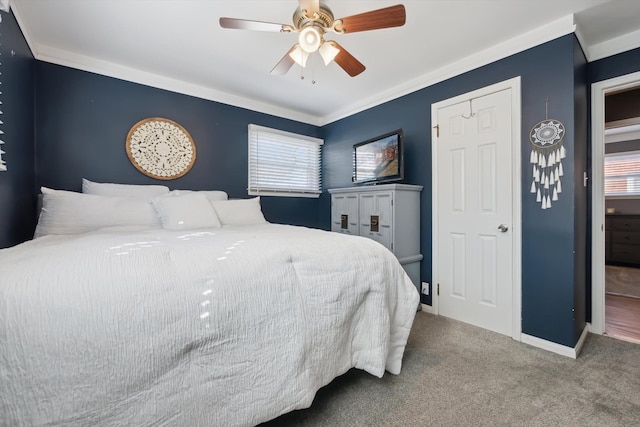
[222,2,407,78]
[319,41,340,65]
[289,44,310,67]
[298,26,322,53]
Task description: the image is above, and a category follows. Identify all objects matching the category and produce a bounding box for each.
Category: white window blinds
[0,10,5,172]
[605,151,640,197]
[248,124,323,198]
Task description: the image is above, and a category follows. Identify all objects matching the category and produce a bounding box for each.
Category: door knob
[498,224,509,233]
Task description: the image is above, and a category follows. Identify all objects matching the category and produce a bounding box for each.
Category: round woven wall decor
[126,117,196,180]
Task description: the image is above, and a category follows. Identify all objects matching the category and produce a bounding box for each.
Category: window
[605,150,640,197]
[248,124,323,198]
[0,9,5,172]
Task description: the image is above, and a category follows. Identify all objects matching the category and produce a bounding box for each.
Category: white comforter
[0,224,419,426]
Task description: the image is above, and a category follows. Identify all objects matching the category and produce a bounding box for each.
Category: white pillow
[210,197,267,226]
[82,178,170,198]
[35,187,161,238]
[170,189,228,201]
[152,193,221,230]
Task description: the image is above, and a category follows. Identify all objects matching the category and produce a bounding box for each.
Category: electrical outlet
[421,282,429,295]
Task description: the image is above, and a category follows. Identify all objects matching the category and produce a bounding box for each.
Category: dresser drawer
[611,243,640,264]
[611,217,640,231]
[612,231,640,245]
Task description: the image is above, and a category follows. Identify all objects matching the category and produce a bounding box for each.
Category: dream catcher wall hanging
[529,99,566,209]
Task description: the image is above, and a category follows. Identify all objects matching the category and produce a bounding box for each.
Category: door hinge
[437,283,440,296]
[433,124,440,138]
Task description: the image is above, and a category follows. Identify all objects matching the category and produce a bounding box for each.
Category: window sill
[248,190,321,199]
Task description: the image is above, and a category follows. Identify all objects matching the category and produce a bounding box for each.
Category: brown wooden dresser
[605,214,640,267]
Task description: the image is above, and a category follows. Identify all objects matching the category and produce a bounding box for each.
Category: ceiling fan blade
[335,4,406,33]
[270,45,297,75]
[219,17,290,32]
[298,0,320,18]
[328,41,365,77]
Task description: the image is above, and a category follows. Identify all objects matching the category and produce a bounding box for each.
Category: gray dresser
[605,214,640,267]
[329,184,423,287]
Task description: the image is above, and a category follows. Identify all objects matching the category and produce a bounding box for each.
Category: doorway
[591,71,640,343]
[431,77,522,340]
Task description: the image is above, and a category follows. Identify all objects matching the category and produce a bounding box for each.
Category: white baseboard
[420,307,590,359]
[520,325,590,359]
[420,303,436,314]
[574,324,590,357]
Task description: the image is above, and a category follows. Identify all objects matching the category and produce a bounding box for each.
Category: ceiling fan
[219,1,406,77]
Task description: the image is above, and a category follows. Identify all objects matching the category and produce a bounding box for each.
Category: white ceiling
[11,0,640,125]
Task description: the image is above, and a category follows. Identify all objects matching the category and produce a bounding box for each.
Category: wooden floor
[605,293,640,344]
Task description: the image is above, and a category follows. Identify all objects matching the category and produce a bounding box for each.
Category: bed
[0,181,420,426]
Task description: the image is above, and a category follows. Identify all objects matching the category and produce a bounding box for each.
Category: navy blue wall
[34,62,322,229]
[589,46,640,84]
[321,35,583,347]
[0,10,35,248]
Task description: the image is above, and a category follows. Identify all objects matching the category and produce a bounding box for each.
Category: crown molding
[35,45,323,126]
[10,2,321,126]
[319,15,577,125]
[585,28,640,62]
[13,3,627,128]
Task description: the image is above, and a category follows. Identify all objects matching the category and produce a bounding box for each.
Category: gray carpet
[262,312,640,426]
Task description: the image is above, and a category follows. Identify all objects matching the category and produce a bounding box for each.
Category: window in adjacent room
[248,124,323,198]
[604,150,640,197]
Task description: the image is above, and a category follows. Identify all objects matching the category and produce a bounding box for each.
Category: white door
[435,88,514,336]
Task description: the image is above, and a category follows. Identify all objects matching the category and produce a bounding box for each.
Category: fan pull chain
[310,51,316,84]
[299,54,317,84]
